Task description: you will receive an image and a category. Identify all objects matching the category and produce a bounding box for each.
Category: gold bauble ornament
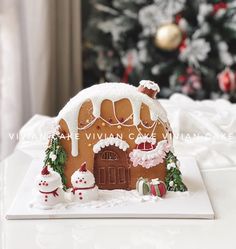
[155,23,182,51]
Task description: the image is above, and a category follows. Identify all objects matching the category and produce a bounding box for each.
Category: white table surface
[1,149,236,249]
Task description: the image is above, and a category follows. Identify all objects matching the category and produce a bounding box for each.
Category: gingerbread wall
[59,98,168,189]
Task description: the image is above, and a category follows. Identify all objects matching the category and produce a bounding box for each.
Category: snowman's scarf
[71,184,96,195]
[39,188,59,197]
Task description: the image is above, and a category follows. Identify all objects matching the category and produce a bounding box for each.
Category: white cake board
[6,157,214,220]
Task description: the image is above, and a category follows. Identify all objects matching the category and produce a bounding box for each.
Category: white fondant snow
[93,137,129,153]
[139,80,160,92]
[71,169,95,188]
[131,140,169,161]
[167,162,176,170]
[36,170,62,192]
[31,189,190,210]
[129,140,170,168]
[35,169,65,207]
[57,83,168,157]
[71,186,99,203]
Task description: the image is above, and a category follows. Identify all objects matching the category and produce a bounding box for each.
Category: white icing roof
[58,83,167,122]
[57,83,168,157]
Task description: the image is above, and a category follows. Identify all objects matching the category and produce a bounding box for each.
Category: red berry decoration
[217,67,236,93]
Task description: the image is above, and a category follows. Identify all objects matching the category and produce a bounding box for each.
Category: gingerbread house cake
[34,80,187,209]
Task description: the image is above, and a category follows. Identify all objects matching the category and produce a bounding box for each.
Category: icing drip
[130,99,142,126]
[57,83,168,157]
[62,109,81,157]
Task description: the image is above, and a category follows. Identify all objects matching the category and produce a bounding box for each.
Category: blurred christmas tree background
[82,0,236,101]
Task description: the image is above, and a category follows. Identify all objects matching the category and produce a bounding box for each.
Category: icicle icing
[57,83,168,157]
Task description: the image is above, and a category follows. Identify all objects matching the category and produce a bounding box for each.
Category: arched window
[101,151,118,160]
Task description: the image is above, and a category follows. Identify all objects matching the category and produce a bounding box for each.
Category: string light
[74,101,170,144]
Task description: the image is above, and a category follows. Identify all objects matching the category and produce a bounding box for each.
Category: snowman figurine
[71,162,98,203]
[35,165,65,208]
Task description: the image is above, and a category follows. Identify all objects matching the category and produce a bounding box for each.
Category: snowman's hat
[79,162,87,172]
[41,165,50,176]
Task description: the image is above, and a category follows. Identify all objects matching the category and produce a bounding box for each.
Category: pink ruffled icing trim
[129,141,170,169]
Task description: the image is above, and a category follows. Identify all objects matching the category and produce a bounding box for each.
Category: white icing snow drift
[135,135,156,145]
[139,80,160,92]
[93,137,129,153]
[129,140,170,169]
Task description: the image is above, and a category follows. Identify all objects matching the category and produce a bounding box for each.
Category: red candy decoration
[137,142,156,151]
[150,179,167,197]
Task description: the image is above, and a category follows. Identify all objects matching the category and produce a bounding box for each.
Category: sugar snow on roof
[57,83,168,157]
[58,83,167,123]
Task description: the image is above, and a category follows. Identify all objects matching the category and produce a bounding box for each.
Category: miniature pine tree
[165,151,187,192]
[44,133,67,190]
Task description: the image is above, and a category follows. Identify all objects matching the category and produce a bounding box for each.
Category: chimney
[138,80,160,99]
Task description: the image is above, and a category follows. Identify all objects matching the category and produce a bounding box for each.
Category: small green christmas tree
[165,151,187,192]
[44,131,67,190]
